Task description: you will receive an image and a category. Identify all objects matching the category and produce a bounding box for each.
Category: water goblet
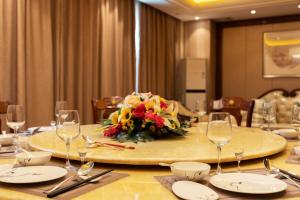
[291,104,300,143]
[6,105,25,153]
[55,101,67,119]
[56,110,80,171]
[206,112,232,174]
[262,102,276,131]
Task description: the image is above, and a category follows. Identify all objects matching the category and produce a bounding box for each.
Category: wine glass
[234,147,244,173]
[206,112,232,174]
[6,105,25,152]
[56,110,80,171]
[262,102,276,131]
[291,104,300,143]
[55,101,67,119]
[77,141,90,166]
[195,100,206,120]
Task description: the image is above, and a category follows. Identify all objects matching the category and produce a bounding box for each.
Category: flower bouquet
[103,92,187,142]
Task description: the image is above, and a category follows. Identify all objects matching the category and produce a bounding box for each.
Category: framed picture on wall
[263,29,300,77]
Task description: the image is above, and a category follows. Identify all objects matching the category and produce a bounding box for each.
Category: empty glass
[56,110,80,171]
[262,102,276,131]
[6,105,25,152]
[195,100,206,120]
[291,104,300,142]
[234,147,244,172]
[206,112,232,174]
[55,101,67,119]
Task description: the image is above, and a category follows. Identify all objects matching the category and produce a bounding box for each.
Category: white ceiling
[139,0,300,21]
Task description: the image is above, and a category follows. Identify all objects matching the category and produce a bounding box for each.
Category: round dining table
[0,125,299,200]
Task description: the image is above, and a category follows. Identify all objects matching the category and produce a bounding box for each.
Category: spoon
[158,163,172,167]
[263,158,300,189]
[44,161,94,194]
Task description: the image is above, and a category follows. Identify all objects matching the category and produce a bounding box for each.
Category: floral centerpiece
[103,92,187,142]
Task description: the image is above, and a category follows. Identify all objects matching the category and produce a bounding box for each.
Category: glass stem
[216,145,222,174]
[13,128,19,153]
[80,156,84,165]
[237,160,241,173]
[65,140,71,169]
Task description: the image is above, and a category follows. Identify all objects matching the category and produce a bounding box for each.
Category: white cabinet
[175,58,207,111]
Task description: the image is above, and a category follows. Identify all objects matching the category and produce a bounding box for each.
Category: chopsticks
[47,169,113,198]
[95,141,135,149]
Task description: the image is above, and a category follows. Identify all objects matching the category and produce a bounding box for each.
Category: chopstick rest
[47,169,113,198]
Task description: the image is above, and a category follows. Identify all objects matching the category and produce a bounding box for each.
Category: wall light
[250,10,256,15]
[194,16,200,20]
[298,4,300,9]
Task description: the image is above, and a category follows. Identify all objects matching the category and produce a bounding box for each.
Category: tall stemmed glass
[6,105,25,152]
[206,112,232,174]
[55,101,67,120]
[291,104,300,143]
[56,110,80,171]
[262,102,276,131]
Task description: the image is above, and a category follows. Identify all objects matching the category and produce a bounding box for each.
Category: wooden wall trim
[214,14,300,99]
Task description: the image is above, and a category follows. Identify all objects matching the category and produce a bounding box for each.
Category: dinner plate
[0,166,67,184]
[209,173,287,194]
[172,181,219,200]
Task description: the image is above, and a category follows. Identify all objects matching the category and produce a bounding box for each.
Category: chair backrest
[0,101,10,133]
[91,96,123,124]
[212,97,251,127]
[248,88,300,127]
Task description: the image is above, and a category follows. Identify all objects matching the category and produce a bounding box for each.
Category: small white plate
[172,181,219,200]
[209,173,287,194]
[0,166,67,184]
[272,129,297,139]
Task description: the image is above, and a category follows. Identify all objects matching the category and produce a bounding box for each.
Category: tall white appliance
[175,58,207,111]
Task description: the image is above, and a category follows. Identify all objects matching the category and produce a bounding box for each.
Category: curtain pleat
[0,0,135,126]
[138,3,181,99]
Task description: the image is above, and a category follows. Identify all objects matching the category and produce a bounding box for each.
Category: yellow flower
[145,101,154,111]
[118,107,131,126]
[160,97,166,102]
[127,120,134,127]
[109,111,119,125]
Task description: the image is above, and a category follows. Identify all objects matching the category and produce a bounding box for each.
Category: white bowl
[169,162,210,181]
[0,134,14,146]
[294,146,300,155]
[16,151,52,166]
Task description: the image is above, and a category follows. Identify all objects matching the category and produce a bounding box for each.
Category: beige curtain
[0,0,135,126]
[138,3,181,99]
[0,0,54,127]
[52,0,135,124]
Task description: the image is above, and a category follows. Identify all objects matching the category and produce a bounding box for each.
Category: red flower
[133,103,146,119]
[104,124,121,137]
[160,102,168,109]
[145,112,164,128]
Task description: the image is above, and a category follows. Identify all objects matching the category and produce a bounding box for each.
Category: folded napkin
[272,129,298,139]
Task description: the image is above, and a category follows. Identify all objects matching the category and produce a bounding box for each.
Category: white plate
[0,164,14,172]
[0,166,67,184]
[272,129,297,139]
[209,173,287,194]
[172,181,219,200]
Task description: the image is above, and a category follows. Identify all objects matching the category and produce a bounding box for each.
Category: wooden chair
[211,97,251,127]
[91,96,123,124]
[0,101,9,133]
